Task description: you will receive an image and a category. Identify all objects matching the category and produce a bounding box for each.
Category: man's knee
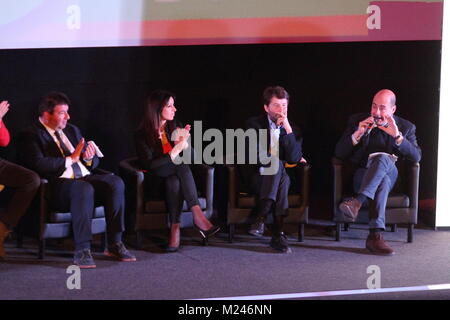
[106,175,125,194]
[22,169,41,191]
[369,154,394,168]
[71,180,95,200]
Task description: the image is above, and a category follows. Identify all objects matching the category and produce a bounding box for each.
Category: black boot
[248,199,273,237]
[270,216,291,253]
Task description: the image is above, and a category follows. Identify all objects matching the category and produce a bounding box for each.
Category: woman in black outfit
[135,90,219,252]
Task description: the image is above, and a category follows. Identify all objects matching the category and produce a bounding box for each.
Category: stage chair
[332,157,419,242]
[118,157,214,248]
[226,162,310,243]
[17,169,111,259]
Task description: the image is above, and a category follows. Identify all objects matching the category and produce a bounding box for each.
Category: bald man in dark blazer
[335,89,421,255]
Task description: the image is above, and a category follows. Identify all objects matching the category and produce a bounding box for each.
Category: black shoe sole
[270,245,292,253]
[366,245,395,256]
[104,250,137,262]
[248,230,264,237]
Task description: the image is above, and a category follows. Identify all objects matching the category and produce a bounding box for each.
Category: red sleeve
[0,121,11,147]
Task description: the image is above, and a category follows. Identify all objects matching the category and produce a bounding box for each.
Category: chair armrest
[405,162,420,210]
[38,179,49,235]
[92,168,114,175]
[193,164,213,191]
[332,157,344,209]
[118,159,145,182]
[285,162,310,208]
[332,157,345,167]
[296,163,310,207]
[193,164,214,212]
[118,159,145,216]
[225,165,237,209]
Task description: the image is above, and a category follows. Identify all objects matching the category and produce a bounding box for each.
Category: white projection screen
[0,0,443,49]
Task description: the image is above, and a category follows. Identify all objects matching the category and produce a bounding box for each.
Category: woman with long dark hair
[135,90,219,252]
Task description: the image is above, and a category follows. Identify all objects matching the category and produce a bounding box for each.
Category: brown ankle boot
[366,232,395,255]
[339,198,362,222]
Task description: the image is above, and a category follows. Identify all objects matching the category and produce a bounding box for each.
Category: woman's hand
[173,125,191,145]
[0,101,10,121]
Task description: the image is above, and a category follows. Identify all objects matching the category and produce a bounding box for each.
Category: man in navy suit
[245,86,303,253]
[335,89,421,255]
[18,92,135,268]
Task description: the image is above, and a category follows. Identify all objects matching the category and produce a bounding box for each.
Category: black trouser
[153,163,200,224]
[50,174,125,250]
[0,159,40,229]
[251,160,290,217]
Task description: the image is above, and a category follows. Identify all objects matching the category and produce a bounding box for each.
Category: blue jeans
[353,154,398,230]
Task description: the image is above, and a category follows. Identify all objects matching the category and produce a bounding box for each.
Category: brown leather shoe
[339,198,362,222]
[0,221,11,258]
[366,233,395,255]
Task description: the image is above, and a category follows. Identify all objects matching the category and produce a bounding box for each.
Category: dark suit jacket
[335,113,421,167]
[134,120,184,172]
[239,115,303,193]
[17,121,99,180]
[245,114,303,166]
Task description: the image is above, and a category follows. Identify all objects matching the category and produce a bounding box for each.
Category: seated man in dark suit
[245,86,304,253]
[17,92,136,268]
[335,89,421,255]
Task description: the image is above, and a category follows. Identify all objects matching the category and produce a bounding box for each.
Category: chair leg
[228,224,235,243]
[100,233,107,252]
[336,223,341,241]
[344,223,349,231]
[136,230,143,249]
[298,223,305,242]
[407,224,414,243]
[16,232,23,249]
[391,224,397,232]
[38,239,45,260]
[202,237,208,246]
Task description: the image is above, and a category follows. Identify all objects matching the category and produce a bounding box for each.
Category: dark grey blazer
[335,113,421,167]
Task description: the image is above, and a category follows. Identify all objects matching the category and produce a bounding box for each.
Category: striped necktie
[54,131,83,179]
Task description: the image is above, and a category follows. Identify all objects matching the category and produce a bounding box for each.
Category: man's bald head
[374,89,396,108]
[371,89,397,125]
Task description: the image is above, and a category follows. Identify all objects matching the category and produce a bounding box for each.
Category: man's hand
[71,138,85,163]
[353,116,374,141]
[83,140,96,160]
[0,101,10,120]
[376,115,400,138]
[275,112,292,134]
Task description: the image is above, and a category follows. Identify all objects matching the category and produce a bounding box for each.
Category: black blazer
[245,114,303,166]
[335,113,421,167]
[17,121,99,180]
[134,120,183,172]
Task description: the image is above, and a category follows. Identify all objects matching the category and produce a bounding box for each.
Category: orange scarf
[160,130,173,154]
